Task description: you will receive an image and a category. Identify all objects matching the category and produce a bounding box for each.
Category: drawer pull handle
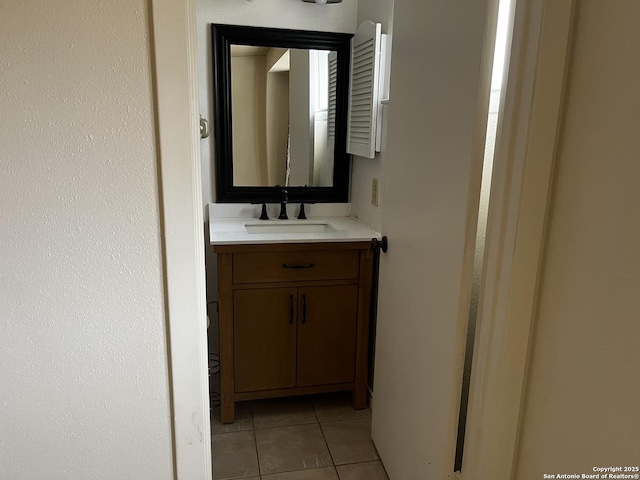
[282,263,315,269]
[289,295,294,325]
[302,294,307,324]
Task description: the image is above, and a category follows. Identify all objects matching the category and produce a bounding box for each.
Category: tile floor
[210,393,389,480]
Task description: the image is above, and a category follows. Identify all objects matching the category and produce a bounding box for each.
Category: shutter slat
[328,51,338,141]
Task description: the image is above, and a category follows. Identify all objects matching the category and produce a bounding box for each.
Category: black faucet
[278,189,288,220]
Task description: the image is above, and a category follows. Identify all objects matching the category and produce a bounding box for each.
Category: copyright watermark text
[542,467,640,480]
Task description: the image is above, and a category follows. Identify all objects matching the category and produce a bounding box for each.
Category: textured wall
[515,1,640,477]
[0,1,173,479]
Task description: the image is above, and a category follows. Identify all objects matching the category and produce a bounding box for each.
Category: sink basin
[244,222,337,234]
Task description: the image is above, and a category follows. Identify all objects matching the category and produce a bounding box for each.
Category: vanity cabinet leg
[220,394,235,424]
[353,249,373,411]
[353,383,368,410]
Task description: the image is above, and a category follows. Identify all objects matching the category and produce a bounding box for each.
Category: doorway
[151,0,575,478]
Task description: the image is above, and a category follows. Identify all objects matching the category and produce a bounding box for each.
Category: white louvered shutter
[347,21,383,159]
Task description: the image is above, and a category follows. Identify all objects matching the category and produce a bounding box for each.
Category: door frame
[148,0,574,478]
[461,0,574,478]
[149,0,212,479]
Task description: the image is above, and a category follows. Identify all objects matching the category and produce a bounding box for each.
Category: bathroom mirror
[212,24,352,203]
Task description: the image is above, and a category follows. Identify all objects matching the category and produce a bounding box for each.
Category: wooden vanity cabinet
[215,242,374,423]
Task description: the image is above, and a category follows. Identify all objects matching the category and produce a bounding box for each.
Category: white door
[370,0,494,478]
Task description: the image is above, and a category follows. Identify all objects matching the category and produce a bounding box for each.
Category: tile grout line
[250,402,262,479]
[312,402,342,480]
[317,415,340,475]
[252,419,318,431]
[310,399,339,475]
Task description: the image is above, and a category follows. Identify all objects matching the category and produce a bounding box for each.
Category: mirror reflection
[231,45,335,188]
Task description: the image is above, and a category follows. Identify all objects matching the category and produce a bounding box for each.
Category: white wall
[515,1,640,477]
[0,1,173,479]
[289,49,313,186]
[197,0,357,206]
[266,69,289,185]
[370,0,491,477]
[231,55,268,185]
[349,0,394,232]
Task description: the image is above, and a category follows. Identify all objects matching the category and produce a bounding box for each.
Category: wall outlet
[371,178,379,207]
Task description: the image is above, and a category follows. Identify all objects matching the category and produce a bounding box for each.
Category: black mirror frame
[212,24,353,203]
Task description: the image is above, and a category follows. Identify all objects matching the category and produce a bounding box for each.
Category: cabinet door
[297,285,359,386]
[234,288,297,392]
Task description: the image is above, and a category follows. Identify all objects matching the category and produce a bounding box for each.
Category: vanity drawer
[233,249,360,284]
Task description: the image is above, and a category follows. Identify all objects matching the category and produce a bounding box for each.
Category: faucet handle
[259,203,269,220]
[250,202,270,220]
[297,202,315,220]
[278,190,288,220]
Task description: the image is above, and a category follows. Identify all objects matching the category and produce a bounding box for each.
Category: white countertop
[208,203,381,246]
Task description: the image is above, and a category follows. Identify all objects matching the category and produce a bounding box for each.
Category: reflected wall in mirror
[231,46,335,188]
[212,25,352,203]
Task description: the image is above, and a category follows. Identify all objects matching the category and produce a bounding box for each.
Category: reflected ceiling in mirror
[212,24,352,203]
